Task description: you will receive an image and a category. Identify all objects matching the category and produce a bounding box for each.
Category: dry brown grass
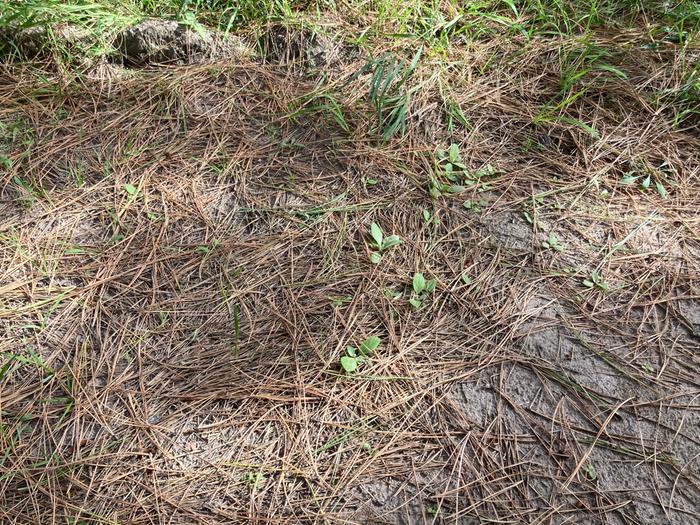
[0,26,699,525]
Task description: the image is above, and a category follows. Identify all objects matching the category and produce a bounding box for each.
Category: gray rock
[116,19,247,66]
[0,24,93,58]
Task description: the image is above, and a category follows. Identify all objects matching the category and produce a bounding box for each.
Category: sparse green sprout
[328,295,352,307]
[409,272,437,309]
[641,363,656,374]
[463,199,488,212]
[363,177,378,186]
[195,240,220,255]
[584,463,597,481]
[583,271,609,292]
[422,208,440,225]
[123,183,138,196]
[522,210,544,229]
[542,233,565,252]
[0,155,11,170]
[461,273,472,285]
[340,336,381,373]
[243,471,266,490]
[367,222,401,263]
[426,504,439,517]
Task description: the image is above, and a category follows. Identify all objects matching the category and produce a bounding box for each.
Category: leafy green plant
[430,144,499,198]
[408,272,436,309]
[542,232,565,252]
[367,222,400,264]
[619,161,673,200]
[583,271,609,292]
[365,47,423,142]
[340,335,380,373]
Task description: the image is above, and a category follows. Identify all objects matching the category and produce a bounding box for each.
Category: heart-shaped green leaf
[340,355,358,373]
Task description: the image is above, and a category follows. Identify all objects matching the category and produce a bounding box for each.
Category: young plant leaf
[124,183,138,195]
[359,336,380,356]
[370,222,383,247]
[412,272,426,294]
[370,252,382,264]
[655,181,668,199]
[408,298,422,309]
[448,143,459,163]
[340,355,358,373]
[382,235,401,250]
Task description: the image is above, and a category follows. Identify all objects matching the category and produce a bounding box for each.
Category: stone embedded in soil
[0,24,93,58]
[116,19,248,66]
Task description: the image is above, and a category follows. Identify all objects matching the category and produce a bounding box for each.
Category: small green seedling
[431,144,500,198]
[584,463,597,481]
[367,222,401,264]
[328,295,353,307]
[583,271,609,292]
[340,335,381,373]
[461,272,472,285]
[123,183,139,197]
[421,208,439,225]
[409,272,437,309]
[542,233,565,252]
[426,504,440,517]
[363,177,378,186]
[641,363,656,374]
[195,240,220,254]
[14,176,45,209]
[243,471,266,490]
[463,199,488,212]
[0,155,11,170]
[620,168,670,200]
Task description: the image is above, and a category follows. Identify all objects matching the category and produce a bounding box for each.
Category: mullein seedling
[430,143,467,198]
[583,271,609,292]
[542,233,565,252]
[430,144,500,198]
[367,222,401,264]
[408,272,436,309]
[340,336,381,373]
